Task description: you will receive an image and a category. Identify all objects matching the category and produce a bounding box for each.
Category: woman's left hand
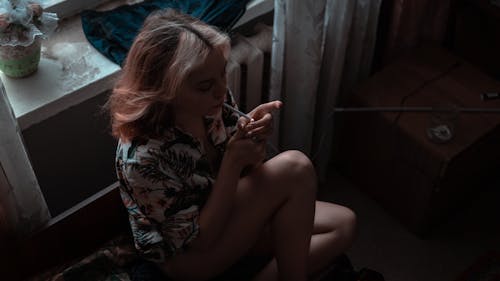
[244,101,282,141]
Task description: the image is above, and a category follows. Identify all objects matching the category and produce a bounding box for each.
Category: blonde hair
[107,9,230,141]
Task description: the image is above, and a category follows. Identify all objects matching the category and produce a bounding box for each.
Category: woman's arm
[190,122,266,251]
[191,101,282,251]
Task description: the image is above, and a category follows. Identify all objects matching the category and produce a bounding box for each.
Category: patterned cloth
[116,91,239,262]
[81,0,250,65]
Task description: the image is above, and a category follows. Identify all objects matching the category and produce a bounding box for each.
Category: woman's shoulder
[117,138,164,162]
[118,130,201,163]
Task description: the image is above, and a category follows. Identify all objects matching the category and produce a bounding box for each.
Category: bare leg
[252,201,357,281]
[269,154,316,281]
[162,150,317,281]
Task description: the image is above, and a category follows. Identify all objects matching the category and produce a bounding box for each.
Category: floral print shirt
[115,92,239,262]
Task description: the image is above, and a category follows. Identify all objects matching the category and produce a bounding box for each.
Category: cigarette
[223,103,280,153]
[223,103,253,121]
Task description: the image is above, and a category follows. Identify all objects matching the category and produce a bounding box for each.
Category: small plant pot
[0,38,42,78]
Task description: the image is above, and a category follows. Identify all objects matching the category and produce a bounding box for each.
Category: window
[44,0,111,19]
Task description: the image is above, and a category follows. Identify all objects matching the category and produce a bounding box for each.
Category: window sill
[1,0,272,130]
[1,13,121,130]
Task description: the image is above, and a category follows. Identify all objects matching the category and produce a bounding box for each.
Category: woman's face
[174,48,227,119]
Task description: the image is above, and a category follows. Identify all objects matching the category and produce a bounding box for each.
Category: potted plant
[0,0,58,78]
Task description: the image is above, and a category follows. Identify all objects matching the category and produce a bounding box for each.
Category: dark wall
[449,0,500,80]
[22,91,117,216]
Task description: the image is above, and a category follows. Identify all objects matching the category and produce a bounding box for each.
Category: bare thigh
[163,151,316,280]
[249,200,356,255]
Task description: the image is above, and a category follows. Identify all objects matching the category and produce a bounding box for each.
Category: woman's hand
[225,117,267,169]
[225,101,282,170]
[245,101,282,142]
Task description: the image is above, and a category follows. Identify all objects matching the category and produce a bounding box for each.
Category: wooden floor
[318,169,500,281]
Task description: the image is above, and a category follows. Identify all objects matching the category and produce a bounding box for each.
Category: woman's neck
[174,113,206,140]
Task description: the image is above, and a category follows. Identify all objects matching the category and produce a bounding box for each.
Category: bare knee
[249,150,317,203]
[276,150,317,192]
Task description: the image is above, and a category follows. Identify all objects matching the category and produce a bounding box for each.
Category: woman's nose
[213,78,226,98]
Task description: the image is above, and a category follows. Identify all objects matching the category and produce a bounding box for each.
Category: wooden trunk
[337,47,500,236]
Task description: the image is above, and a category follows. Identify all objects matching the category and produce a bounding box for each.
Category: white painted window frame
[43,0,273,27]
[43,0,111,19]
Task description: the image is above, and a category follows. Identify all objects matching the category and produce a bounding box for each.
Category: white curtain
[0,79,50,235]
[270,0,381,179]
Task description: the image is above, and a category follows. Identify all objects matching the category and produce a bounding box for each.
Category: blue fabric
[81,0,250,66]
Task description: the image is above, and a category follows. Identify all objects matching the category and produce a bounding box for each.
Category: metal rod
[333,107,500,113]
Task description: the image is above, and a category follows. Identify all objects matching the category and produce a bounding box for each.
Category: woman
[108,9,356,281]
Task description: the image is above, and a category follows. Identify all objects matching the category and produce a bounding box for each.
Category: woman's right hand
[225,117,266,169]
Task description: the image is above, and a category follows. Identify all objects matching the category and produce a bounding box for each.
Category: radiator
[227,24,273,113]
[227,23,280,154]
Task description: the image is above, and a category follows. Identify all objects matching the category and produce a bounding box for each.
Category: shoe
[357,268,385,281]
[129,259,171,281]
[316,255,385,281]
[318,254,358,281]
